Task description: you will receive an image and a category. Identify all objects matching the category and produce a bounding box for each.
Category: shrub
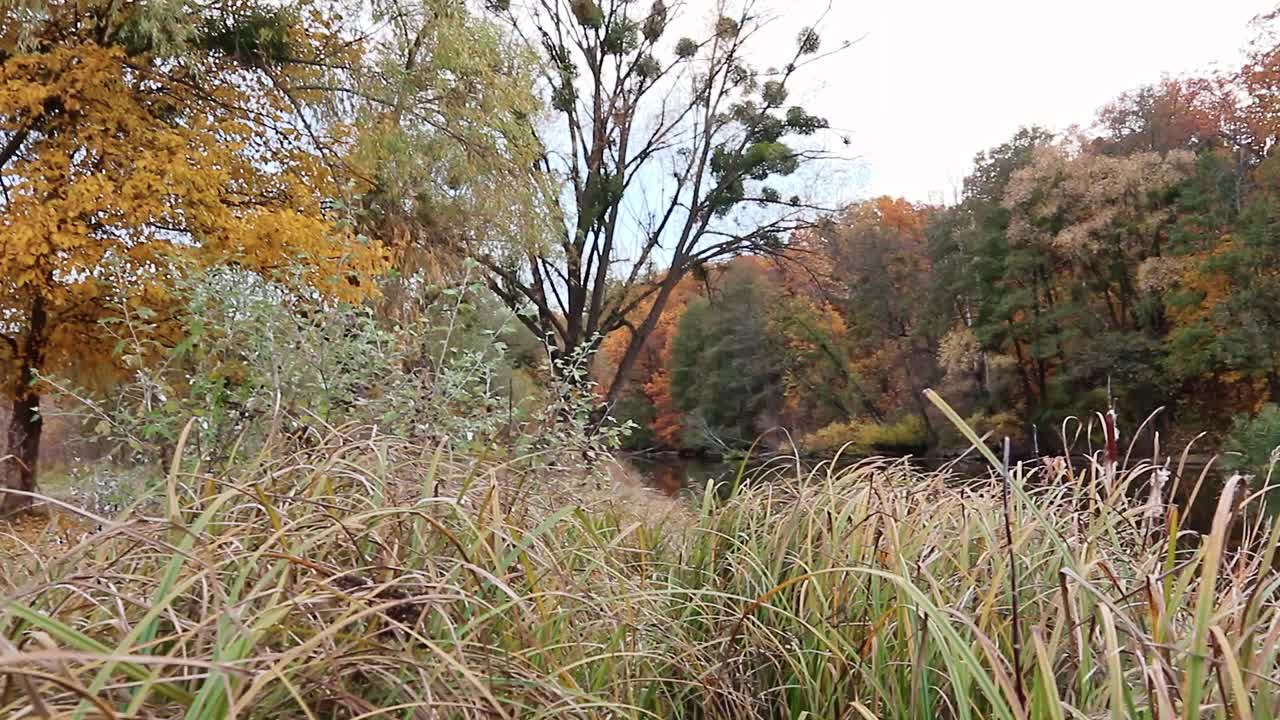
[65,465,150,518]
[964,410,1025,441]
[859,414,927,451]
[45,264,630,474]
[802,414,927,455]
[612,390,659,450]
[801,419,861,454]
[1223,403,1280,484]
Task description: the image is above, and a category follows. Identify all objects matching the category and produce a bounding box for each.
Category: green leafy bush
[47,265,629,471]
[1224,404,1280,484]
[963,410,1025,442]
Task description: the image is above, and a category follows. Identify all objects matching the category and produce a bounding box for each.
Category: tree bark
[2,296,46,517]
[603,273,684,408]
[2,385,41,516]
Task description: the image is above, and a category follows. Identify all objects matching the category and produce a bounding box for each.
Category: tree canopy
[0,0,386,511]
[466,0,845,407]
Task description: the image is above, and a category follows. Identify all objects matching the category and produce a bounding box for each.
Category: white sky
[751,0,1273,204]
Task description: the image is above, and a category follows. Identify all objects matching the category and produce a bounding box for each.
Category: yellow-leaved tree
[0,0,386,513]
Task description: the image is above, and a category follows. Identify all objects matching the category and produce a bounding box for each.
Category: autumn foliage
[0,1,385,512]
[595,10,1280,455]
[597,273,707,447]
[9,0,1280,475]
[596,199,940,452]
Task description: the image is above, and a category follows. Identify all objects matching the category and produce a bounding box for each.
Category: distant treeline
[596,33,1280,461]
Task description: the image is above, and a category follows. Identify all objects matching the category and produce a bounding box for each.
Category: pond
[616,454,749,498]
[618,449,1222,500]
[616,449,1236,535]
[616,451,994,498]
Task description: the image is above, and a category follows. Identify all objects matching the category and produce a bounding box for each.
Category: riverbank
[617,444,1222,490]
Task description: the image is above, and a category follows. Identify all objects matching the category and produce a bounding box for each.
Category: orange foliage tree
[597,272,708,447]
[1236,8,1280,161]
[812,197,939,432]
[0,1,385,513]
[1092,78,1227,155]
[596,202,937,449]
[598,246,879,449]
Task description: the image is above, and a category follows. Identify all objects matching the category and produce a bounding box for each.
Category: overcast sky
[749,0,1273,204]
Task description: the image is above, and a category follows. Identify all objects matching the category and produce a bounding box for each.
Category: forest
[598,74,1280,462]
[8,1,1280,718]
[7,0,1280,483]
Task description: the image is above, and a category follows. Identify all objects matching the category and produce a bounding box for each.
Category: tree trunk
[603,277,685,409]
[1,385,41,516]
[2,295,47,517]
[1268,355,1280,404]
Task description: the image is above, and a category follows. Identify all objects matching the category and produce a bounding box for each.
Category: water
[617,452,990,498]
[617,450,1229,533]
[617,454,743,498]
[618,450,1221,495]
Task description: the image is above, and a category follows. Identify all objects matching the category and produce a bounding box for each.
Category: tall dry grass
[1,408,1277,719]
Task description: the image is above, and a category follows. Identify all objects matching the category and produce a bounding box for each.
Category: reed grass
[1,416,1277,718]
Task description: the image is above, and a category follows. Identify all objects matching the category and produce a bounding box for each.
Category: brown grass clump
[2,413,1279,719]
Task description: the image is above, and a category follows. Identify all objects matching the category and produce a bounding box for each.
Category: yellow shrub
[802,415,928,455]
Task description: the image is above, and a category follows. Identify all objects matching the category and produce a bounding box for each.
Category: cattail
[1146,462,1170,525]
[1103,407,1119,494]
